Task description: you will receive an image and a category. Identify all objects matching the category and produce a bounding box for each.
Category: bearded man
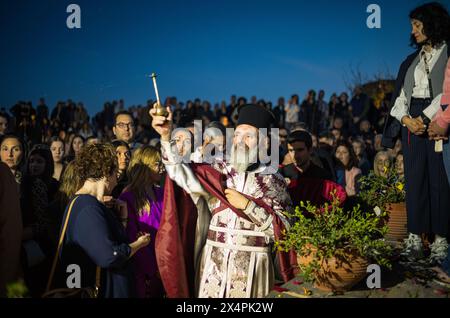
[150,103,295,298]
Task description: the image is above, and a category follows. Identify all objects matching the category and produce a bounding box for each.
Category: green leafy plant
[275,193,392,283]
[6,280,29,298]
[358,166,406,214]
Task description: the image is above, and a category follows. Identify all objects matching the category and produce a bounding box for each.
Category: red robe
[155,163,297,298]
[288,177,347,209]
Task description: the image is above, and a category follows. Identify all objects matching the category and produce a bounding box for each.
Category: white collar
[245,164,277,175]
[421,42,446,57]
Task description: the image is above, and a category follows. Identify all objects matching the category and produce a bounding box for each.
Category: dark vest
[382,44,450,149]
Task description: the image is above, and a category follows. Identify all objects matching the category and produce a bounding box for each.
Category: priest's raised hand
[149,103,173,142]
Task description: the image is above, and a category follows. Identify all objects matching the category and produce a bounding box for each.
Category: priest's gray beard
[229,143,258,173]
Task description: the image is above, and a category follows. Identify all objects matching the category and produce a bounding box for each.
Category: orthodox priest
[151,103,295,298]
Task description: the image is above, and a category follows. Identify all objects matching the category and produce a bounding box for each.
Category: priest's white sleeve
[161,140,211,204]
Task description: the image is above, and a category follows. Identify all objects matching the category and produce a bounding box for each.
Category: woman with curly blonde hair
[119,146,165,298]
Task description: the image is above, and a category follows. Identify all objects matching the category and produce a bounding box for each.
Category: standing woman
[21,146,59,297]
[65,134,85,163]
[395,151,405,179]
[56,144,151,298]
[47,161,80,255]
[337,92,351,131]
[382,2,450,263]
[79,121,93,140]
[111,140,131,198]
[64,132,75,157]
[21,146,59,235]
[428,56,450,284]
[429,58,450,183]
[119,146,165,298]
[302,90,319,134]
[328,93,339,129]
[0,134,26,184]
[48,136,65,181]
[352,138,371,176]
[285,95,300,131]
[334,141,362,198]
[0,162,22,297]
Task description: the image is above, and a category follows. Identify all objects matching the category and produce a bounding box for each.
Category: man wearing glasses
[112,111,142,151]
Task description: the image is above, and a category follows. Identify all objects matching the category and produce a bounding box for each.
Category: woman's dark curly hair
[74,143,117,184]
[409,2,450,48]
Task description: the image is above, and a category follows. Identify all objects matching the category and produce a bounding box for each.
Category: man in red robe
[281,130,347,208]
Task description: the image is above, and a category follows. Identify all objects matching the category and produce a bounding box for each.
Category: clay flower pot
[384,202,407,243]
[314,252,369,292]
[297,247,369,292]
[297,244,316,267]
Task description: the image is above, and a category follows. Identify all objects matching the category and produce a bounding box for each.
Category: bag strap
[45,196,101,293]
[95,266,101,295]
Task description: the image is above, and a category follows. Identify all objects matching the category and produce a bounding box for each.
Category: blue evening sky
[1,0,449,115]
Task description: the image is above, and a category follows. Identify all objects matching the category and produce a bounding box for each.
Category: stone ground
[267,249,450,299]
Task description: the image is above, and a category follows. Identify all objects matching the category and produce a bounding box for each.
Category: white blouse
[390,43,445,123]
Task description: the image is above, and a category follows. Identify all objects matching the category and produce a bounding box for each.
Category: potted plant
[276,193,392,292]
[6,280,29,298]
[358,166,407,244]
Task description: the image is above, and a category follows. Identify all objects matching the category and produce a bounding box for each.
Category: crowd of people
[0,87,402,298]
[0,85,394,183]
[0,1,449,299]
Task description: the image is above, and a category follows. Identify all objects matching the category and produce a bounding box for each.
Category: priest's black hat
[236,104,276,129]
